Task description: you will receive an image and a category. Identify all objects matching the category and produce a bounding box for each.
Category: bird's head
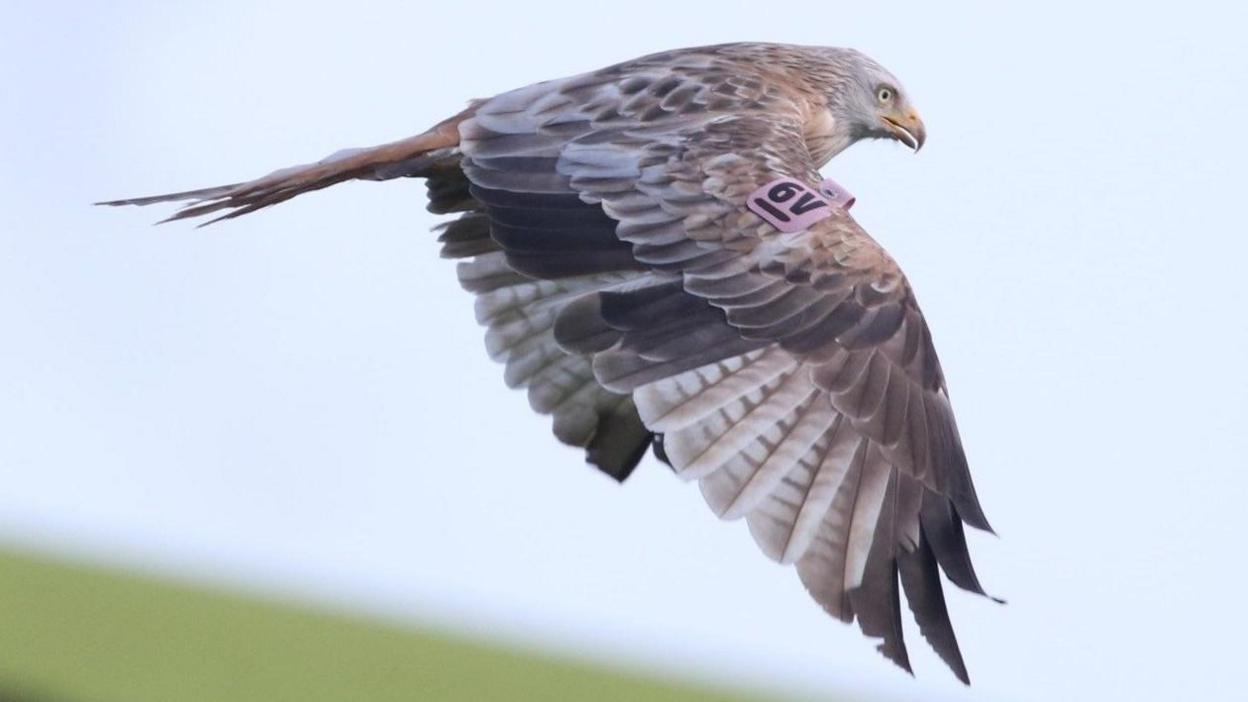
[823,49,926,153]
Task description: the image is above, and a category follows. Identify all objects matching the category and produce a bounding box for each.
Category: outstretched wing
[458,65,994,681]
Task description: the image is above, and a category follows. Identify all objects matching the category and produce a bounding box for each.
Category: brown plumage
[99,42,995,683]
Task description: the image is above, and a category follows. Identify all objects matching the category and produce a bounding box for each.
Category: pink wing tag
[816,177,855,210]
[747,178,852,233]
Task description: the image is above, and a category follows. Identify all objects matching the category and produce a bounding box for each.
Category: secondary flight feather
[100,42,996,683]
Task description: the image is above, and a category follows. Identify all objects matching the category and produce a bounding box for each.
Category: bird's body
[101,42,994,683]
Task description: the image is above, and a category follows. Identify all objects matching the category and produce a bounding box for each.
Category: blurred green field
[0,548,780,702]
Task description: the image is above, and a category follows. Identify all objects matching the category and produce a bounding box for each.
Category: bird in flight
[101,42,996,683]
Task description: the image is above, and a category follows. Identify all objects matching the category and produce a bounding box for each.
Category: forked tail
[96,105,478,226]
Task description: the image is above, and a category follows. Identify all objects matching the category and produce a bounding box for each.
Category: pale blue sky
[2,2,1246,700]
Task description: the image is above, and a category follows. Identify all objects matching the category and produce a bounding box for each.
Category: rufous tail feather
[96,104,478,226]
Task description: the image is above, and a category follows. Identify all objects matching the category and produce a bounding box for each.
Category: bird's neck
[803,108,855,167]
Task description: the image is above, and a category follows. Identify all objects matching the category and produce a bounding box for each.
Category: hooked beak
[882,108,926,152]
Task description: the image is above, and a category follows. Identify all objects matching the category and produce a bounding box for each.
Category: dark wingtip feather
[850,563,912,676]
[898,532,971,684]
[850,473,912,676]
[950,476,995,535]
[920,493,1004,604]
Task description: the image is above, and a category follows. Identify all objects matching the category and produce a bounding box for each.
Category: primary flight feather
[100,42,995,683]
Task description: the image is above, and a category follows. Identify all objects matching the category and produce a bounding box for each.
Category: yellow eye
[877,87,894,103]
